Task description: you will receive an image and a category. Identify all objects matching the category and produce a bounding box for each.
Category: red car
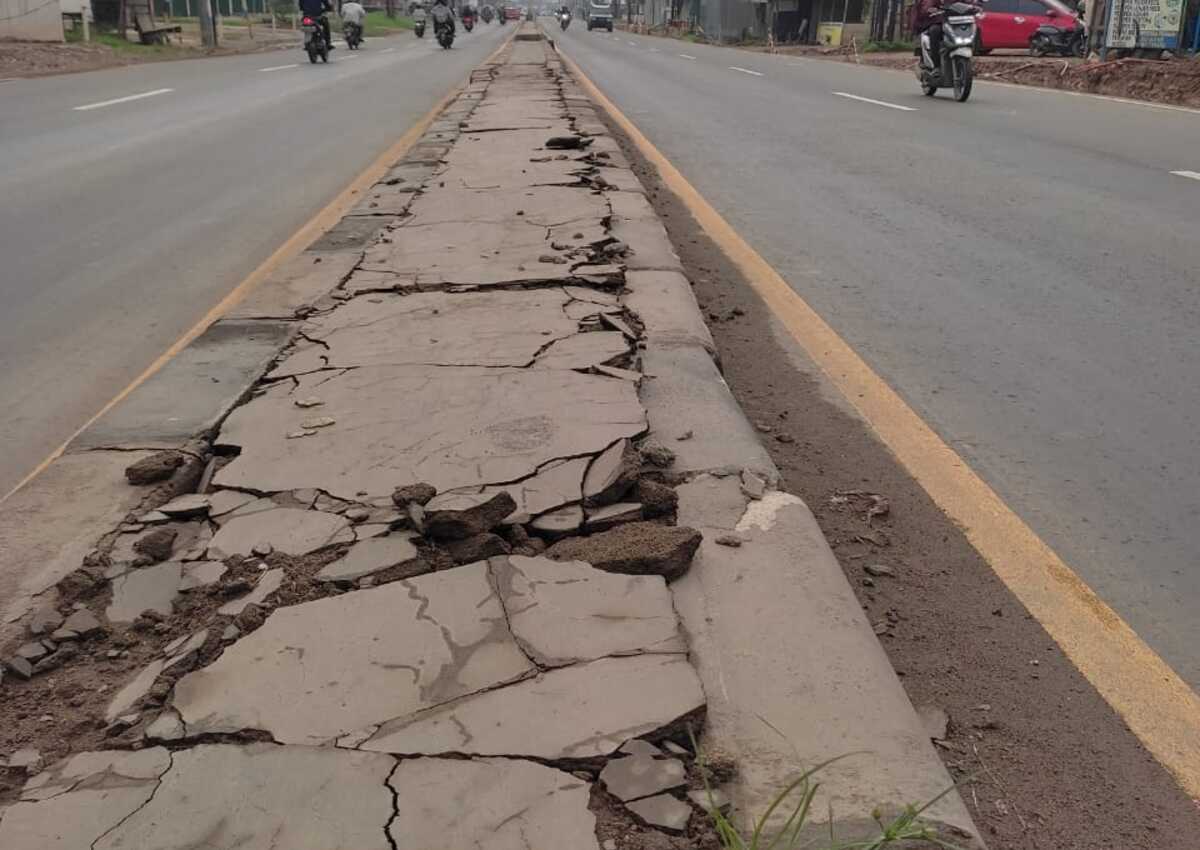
[975,0,1080,51]
[504,4,521,18]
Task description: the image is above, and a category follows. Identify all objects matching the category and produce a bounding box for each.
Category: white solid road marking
[73,88,174,111]
[1170,170,1200,181]
[729,66,764,76]
[679,53,696,59]
[833,91,916,111]
[259,63,299,72]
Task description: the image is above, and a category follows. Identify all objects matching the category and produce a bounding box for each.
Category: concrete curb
[548,27,984,846]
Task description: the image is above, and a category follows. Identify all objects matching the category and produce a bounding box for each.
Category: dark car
[976,0,1080,51]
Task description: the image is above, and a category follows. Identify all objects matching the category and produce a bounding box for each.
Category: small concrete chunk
[529,504,584,538]
[583,439,638,507]
[688,787,732,813]
[27,605,64,637]
[133,527,177,563]
[61,608,103,637]
[179,560,228,591]
[444,532,511,564]
[620,738,665,757]
[146,709,185,742]
[106,659,165,722]
[208,508,354,559]
[585,502,643,532]
[207,489,257,517]
[389,758,599,850]
[601,752,687,801]
[6,748,43,773]
[424,491,517,541]
[16,642,49,662]
[361,654,704,760]
[125,451,184,485]
[317,534,421,583]
[157,494,211,518]
[740,468,767,500]
[391,482,437,507]
[626,794,693,832]
[106,561,182,623]
[218,568,285,617]
[5,656,34,679]
[546,522,703,581]
[494,556,686,667]
[164,629,208,670]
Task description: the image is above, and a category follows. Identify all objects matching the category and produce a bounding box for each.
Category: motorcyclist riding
[911,0,945,70]
[299,0,334,50]
[430,0,455,35]
[341,0,366,42]
[559,4,570,19]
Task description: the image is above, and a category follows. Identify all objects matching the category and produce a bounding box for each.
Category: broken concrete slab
[546,521,702,581]
[532,330,630,370]
[271,290,584,377]
[316,534,421,583]
[529,503,583,537]
[439,130,584,190]
[206,489,257,517]
[360,218,603,288]
[360,654,704,760]
[409,184,606,228]
[670,476,979,843]
[106,561,182,623]
[582,438,638,506]
[624,271,716,354]
[424,491,516,541]
[105,658,165,722]
[217,568,285,617]
[626,794,693,832]
[157,493,211,518]
[585,502,643,532]
[69,320,294,452]
[641,342,778,481]
[601,753,687,802]
[610,218,683,272]
[389,757,599,850]
[308,215,386,252]
[179,560,227,591]
[350,183,417,217]
[0,749,170,849]
[215,366,645,501]
[0,744,395,850]
[60,608,103,636]
[174,563,534,745]
[444,456,588,524]
[224,252,360,320]
[493,555,685,666]
[207,508,353,559]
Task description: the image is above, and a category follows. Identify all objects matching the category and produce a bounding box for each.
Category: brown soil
[0,32,294,79]
[603,100,1200,849]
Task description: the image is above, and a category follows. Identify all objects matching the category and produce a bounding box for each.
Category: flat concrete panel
[70,319,294,451]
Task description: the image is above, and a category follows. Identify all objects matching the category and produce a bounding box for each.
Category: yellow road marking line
[2,31,517,508]
[557,48,1200,799]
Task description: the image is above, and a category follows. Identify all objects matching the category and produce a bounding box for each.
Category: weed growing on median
[692,734,967,850]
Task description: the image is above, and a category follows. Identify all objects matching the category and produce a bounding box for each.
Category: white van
[587,0,614,30]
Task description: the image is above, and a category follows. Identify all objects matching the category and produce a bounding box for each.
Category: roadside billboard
[1104,0,1185,49]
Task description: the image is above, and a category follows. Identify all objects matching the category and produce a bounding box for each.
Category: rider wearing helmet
[430,0,455,34]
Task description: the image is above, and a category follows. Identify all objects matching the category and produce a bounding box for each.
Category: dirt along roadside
[0,26,980,850]
[601,84,1200,849]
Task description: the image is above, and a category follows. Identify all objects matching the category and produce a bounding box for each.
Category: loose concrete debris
[424,491,517,541]
[157,493,211,518]
[600,749,687,801]
[124,450,184,485]
[583,438,639,506]
[546,521,703,581]
[106,561,183,622]
[218,568,285,617]
[626,794,694,832]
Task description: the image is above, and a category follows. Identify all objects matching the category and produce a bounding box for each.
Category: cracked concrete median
[0,25,981,850]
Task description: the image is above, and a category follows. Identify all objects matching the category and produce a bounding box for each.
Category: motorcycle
[301,14,330,63]
[435,19,454,47]
[559,10,570,28]
[916,1,978,102]
[462,10,475,30]
[414,18,425,36]
[480,4,493,21]
[343,20,363,49]
[1029,13,1086,56]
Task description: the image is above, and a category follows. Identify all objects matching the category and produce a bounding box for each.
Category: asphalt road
[0,23,509,496]
[553,27,1200,689]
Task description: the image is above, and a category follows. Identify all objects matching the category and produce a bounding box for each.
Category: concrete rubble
[0,26,982,850]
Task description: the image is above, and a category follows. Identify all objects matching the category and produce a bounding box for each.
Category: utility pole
[198,0,217,46]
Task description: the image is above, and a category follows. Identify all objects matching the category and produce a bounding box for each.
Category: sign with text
[1105,0,1184,49]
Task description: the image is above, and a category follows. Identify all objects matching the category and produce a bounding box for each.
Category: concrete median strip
[0,25,981,850]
